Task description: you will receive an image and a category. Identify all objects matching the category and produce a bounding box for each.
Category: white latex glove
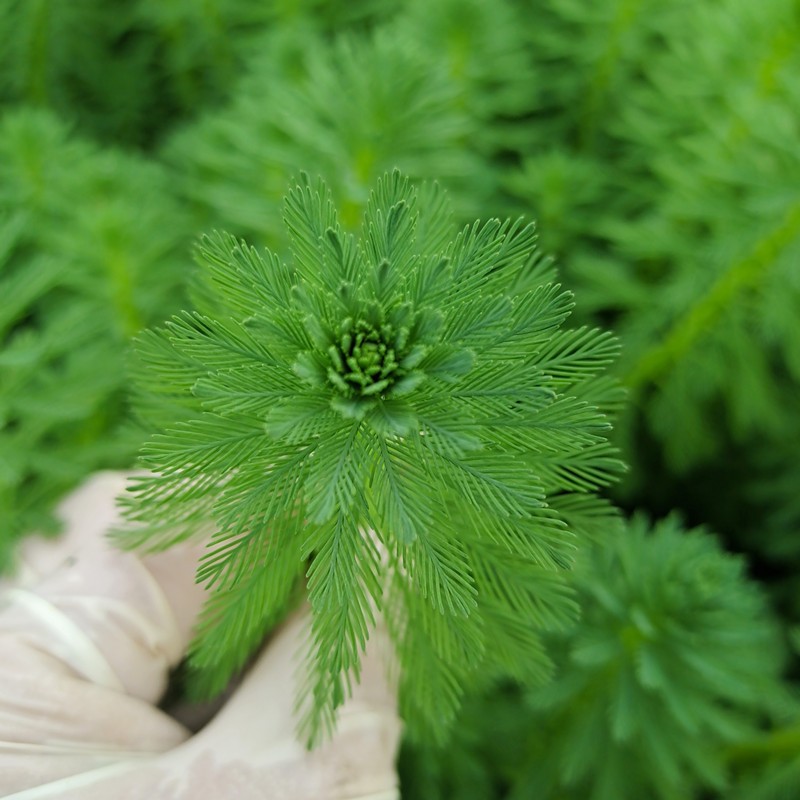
[0,472,401,799]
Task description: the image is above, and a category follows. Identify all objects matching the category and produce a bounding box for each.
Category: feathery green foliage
[164,25,485,248]
[0,0,153,145]
[0,0,396,148]
[1,0,799,793]
[507,0,800,507]
[516,515,787,800]
[396,0,534,153]
[120,171,623,742]
[401,515,789,800]
[0,108,189,567]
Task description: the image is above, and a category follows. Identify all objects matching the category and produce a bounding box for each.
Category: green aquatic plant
[120,171,623,743]
[163,21,492,249]
[0,108,189,566]
[0,0,797,793]
[512,515,786,800]
[401,515,789,800]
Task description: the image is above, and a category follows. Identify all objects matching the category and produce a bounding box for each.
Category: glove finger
[0,472,130,591]
[0,472,210,795]
[2,608,401,800]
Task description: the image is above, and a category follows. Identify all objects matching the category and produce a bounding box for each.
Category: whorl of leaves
[513,515,786,800]
[163,23,488,250]
[120,171,623,743]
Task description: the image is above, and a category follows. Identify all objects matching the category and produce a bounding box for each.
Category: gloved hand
[0,472,401,799]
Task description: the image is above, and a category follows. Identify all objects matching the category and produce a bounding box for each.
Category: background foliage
[1,0,799,796]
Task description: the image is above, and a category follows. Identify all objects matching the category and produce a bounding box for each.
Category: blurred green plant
[401,515,789,800]
[0,0,154,145]
[504,0,800,556]
[163,24,488,249]
[0,0,798,794]
[0,0,397,148]
[0,109,189,566]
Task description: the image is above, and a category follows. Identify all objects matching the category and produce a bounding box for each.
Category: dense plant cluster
[0,109,189,564]
[400,517,788,800]
[122,171,623,741]
[2,0,799,796]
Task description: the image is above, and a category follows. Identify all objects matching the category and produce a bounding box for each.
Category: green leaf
[301,512,384,744]
[367,398,418,436]
[195,364,304,416]
[166,311,275,370]
[188,529,304,699]
[404,525,478,617]
[419,344,474,383]
[196,232,294,320]
[431,450,544,519]
[370,436,436,544]
[196,447,311,590]
[441,294,512,346]
[391,576,485,743]
[527,440,625,492]
[303,421,365,523]
[284,173,346,294]
[292,350,327,388]
[363,171,419,299]
[480,283,575,356]
[264,395,339,441]
[533,326,620,387]
[444,218,539,305]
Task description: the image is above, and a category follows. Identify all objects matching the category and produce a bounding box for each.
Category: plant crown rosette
[120,171,623,743]
[513,515,787,800]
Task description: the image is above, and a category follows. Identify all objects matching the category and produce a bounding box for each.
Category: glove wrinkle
[2,588,124,692]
